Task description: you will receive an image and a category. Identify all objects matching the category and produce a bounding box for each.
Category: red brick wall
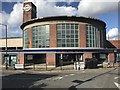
[108,40,120,49]
[23,2,36,22]
[18,53,24,64]
[108,53,114,62]
[23,12,32,22]
[28,28,32,48]
[23,2,32,22]
[79,24,86,47]
[46,53,56,66]
[50,24,57,47]
[84,53,92,61]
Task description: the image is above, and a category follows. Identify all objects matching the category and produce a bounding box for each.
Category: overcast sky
[0,0,119,40]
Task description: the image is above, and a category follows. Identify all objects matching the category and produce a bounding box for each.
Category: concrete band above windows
[23,21,83,30]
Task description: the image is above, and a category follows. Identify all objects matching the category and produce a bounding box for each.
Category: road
[1,67,120,89]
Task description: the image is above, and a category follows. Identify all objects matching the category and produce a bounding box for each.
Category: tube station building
[0,2,120,67]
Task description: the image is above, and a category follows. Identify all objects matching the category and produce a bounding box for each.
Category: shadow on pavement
[2,72,58,88]
[69,68,117,89]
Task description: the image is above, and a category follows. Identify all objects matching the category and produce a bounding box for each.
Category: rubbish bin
[85,58,97,69]
[89,60,93,69]
[85,58,90,68]
[85,58,91,69]
[92,58,98,68]
[94,59,98,68]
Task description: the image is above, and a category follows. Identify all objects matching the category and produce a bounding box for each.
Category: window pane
[86,24,98,47]
[32,25,50,48]
[57,23,79,47]
[23,29,28,48]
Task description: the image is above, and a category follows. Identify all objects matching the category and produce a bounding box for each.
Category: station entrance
[2,54,18,66]
[24,54,46,65]
[56,53,83,66]
[92,53,107,64]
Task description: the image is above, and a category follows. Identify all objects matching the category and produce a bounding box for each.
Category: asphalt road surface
[1,67,120,89]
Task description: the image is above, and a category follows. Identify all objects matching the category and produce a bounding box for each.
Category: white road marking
[46,78,52,80]
[21,71,26,72]
[65,75,68,77]
[58,77,63,80]
[70,74,75,76]
[114,77,119,79]
[53,76,63,80]
[114,82,120,89]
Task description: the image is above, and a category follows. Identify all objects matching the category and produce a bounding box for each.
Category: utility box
[74,62,80,70]
[80,62,85,70]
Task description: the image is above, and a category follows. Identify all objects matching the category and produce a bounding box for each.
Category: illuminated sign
[23,4,31,11]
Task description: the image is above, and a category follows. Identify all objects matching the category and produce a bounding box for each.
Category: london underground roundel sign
[23,4,31,11]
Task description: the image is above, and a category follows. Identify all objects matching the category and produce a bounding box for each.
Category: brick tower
[23,1,37,22]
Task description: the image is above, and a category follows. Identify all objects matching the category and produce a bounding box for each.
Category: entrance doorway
[92,53,107,64]
[56,53,83,66]
[24,54,46,65]
[3,54,18,66]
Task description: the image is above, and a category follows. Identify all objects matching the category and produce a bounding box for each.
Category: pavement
[0,62,120,74]
[1,66,120,89]
[1,63,120,89]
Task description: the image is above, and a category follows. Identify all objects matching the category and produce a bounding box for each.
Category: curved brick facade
[21,18,106,49]
[20,2,108,66]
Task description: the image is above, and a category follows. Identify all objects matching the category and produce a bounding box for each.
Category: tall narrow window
[86,24,99,47]
[23,28,28,48]
[32,25,50,48]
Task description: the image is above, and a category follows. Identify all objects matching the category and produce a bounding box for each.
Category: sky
[0,0,119,40]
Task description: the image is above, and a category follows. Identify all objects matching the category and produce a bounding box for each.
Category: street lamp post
[0,23,8,70]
